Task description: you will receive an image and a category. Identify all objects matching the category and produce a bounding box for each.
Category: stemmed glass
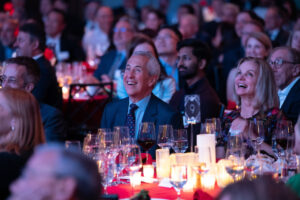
[172,129,189,153]
[82,133,100,159]
[193,146,211,177]
[114,126,131,146]
[274,120,293,157]
[97,152,116,194]
[225,130,245,182]
[248,120,265,156]
[157,124,174,149]
[170,164,188,200]
[137,122,156,163]
[127,144,142,173]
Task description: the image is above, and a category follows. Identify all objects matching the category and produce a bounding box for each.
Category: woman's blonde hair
[234,57,279,111]
[245,32,272,54]
[0,88,45,154]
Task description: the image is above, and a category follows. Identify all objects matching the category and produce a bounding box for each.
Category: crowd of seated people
[0,0,299,199]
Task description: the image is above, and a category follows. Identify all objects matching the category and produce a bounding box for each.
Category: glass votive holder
[130,171,142,187]
[143,165,154,183]
[156,149,170,179]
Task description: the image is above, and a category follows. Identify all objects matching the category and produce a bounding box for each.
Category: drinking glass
[274,120,293,157]
[127,144,142,173]
[157,124,174,149]
[170,164,188,200]
[65,140,81,152]
[172,129,189,153]
[137,122,156,162]
[225,143,245,182]
[193,146,212,176]
[97,153,116,194]
[114,147,128,185]
[248,120,265,156]
[114,126,130,146]
[82,134,100,159]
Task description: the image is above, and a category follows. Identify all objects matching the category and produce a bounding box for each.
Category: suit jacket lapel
[142,95,158,124]
[115,98,129,126]
[281,79,300,111]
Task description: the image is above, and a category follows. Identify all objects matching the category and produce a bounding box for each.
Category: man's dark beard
[178,64,198,80]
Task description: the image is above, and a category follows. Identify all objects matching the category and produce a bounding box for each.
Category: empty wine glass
[137,122,156,163]
[274,120,293,158]
[225,138,245,182]
[248,120,265,156]
[82,133,100,159]
[114,126,130,146]
[170,164,188,200]
[114,147,128,185]
[193,146,212,176]
[157,124,174,149]
[97,153,116,194]
[127,144,142,173]
[172,129,188,153]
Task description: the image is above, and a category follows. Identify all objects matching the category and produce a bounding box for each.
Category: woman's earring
[11,125,15,131]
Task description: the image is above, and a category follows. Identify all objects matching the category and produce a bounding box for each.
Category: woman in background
[0,88,45,199]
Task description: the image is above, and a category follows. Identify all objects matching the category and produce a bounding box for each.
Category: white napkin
[158,178,173,188]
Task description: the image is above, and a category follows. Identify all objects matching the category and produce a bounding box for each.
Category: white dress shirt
[278,76,300,108]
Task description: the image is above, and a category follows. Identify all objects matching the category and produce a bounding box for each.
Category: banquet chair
[65,82,113,139]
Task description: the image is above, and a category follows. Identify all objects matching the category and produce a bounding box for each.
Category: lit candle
[201,171,215,190]
[130,172,141,187]
[143,165,154,183]
[156,149,170,179]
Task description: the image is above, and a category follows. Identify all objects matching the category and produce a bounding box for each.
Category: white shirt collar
[278,76,300,108]
[32,53,43,60]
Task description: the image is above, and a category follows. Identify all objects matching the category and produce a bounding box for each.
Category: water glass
[170,164,188,200]
[157,124,174,149]
[172,129,188,153]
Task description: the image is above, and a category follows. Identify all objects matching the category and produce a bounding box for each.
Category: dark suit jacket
[34,56,62,109]
[40,103,66,142]
[94,50,127,81]
[281,78,300,124]
[101,94,182,157]
[272,28,290,48]
[60,32,86,62]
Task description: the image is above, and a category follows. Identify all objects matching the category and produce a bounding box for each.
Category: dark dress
[0,151,31,199]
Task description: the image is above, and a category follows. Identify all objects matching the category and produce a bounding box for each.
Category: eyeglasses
[113,27,131,33]
[0,75,18,86]
[268,58,297,69]
[155,34,178,41]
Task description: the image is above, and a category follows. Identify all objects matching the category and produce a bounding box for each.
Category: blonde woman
[0,88,45,199]
[223,57,283,154]
[227,32,272,107]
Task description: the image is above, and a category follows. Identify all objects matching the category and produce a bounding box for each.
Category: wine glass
[82,133,100,159]
[97,152,116,194]
[225,140,245,182]
[172,129,189,153]
[137,122,156,163]
[248,120,265,156]
[114,147,128,185]
[274,120,292,157]
[193,146,211,175]
[127,144,142,173]
[157,124,174,149]
[170,164,188,200]
[114,126,130,146]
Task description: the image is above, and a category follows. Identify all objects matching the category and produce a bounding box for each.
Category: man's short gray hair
[131,51,161,78]
[35,144,101,200]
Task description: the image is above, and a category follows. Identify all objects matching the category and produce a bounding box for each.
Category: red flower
[44,48,55,61]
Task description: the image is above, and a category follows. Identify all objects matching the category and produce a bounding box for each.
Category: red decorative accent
[44,48,55,61]
[193,189,214,200]
[199,0,207,6]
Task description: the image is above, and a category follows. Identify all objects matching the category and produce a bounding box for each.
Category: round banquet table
[107,182,220,200]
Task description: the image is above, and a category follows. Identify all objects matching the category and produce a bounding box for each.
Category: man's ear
[292,64,300,77]
[24,83,35,93]
[147,75,158,88]
[198,59,207,70]
[32,40,40,51]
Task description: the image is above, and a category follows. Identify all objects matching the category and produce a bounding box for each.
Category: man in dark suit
[0,18,18,62]
[265,6,289,47]
[169,39,221,146]
[45,8,85,62]
[1,57,66,142]
[14,22,62,109]
[269,47,300,124]
[101,51,182,157]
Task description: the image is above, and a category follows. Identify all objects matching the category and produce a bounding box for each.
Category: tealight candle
[143,165,154,183]
[156,149,170,179]
[130,172,141,187]
[201,171,215,190]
